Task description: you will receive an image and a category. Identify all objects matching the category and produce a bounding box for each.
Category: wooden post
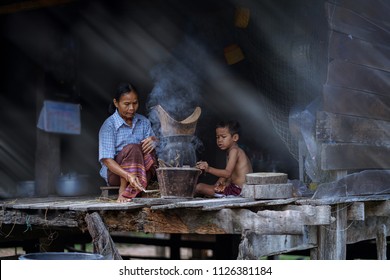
[376,224,387,260]
[169,234,181,260]
[85,212,122,260]
[317,203,348,259]
[35,72,60,196]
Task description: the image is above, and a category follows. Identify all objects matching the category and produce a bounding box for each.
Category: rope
[23,215,32,233]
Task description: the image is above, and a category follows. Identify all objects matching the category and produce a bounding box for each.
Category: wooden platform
[0,193,389,259]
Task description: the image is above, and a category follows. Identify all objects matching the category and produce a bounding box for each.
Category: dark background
[0,0,328,195]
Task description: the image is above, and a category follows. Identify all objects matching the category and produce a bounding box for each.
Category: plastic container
[19,252,104,260]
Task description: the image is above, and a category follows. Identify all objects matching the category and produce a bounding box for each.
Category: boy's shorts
[215,183,241,197]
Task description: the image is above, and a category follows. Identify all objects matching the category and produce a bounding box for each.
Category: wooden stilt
[85,212,122,260]
[376,224,387,260]
[317,203,347,259]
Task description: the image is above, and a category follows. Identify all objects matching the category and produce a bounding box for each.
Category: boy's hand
[196,161,209,172]
[214,181,226,193]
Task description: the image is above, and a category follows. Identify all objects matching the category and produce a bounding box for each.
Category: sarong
[216,183,241,196]
[108,144,157,198]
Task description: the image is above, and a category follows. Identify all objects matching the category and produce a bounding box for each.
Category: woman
[99,83,157,202]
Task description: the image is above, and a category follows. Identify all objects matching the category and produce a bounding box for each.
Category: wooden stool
[100,186,119,198]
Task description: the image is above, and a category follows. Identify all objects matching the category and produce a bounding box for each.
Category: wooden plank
[327,0,390,30]
[0,209,80,228]
[312,170,390,199]
[282,205,332,225]
[346,216,390,244]
[0,197,67,209]
[99,208,305,235]
[203,197,298,211]
[297,194,390,206]
[323,85,390,121]
[321,143,390,170]
[325,2,390,45]
[329,31,390,72]
[365,200,390,217]
[238,227,317,259]
[326,60,390,96]
[347,202,365,221]
[5,197,95,210]
[46,200,106,210]
[150,197,250,210]
[69,202,146,211]
[316,111,390,145]
[131,197,191,206]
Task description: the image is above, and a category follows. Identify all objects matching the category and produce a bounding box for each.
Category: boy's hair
[216,120,241,136]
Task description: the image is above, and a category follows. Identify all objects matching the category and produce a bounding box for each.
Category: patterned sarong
[108,144,157,198]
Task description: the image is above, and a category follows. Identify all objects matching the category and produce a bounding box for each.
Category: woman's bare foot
[117,193,132,203]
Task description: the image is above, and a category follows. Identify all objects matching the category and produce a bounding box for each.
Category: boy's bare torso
[227,146,253,187]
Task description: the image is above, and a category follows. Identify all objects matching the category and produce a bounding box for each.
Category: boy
[195,120,253,197]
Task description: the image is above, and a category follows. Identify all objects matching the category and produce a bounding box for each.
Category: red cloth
[108,144,157,198]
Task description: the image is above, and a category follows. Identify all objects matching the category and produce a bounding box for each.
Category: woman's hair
[108,82,138,114]
[216,120,241,136]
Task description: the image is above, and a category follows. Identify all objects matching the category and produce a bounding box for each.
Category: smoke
[147,36,209,164]
[147,36,207,118]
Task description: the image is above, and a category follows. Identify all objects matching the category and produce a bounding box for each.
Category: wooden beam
[326,60,390,96]
[100,208,306,235]
[365,200,390,217]
[0,209,81,228]
[325,2,390,45]
[321,143,390,170]
[346,216,390,244]
[347,202,365,221]
[282,205,332,225]
[316,111,390,145]
[328,31,390,72]
[237,227,317,259]
[323,85,390,121]
[327,0,390,29]
[312,170,390,199]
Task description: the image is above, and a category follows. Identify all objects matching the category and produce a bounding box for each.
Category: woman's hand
[126,173,145,192]
[141,136,157,154]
